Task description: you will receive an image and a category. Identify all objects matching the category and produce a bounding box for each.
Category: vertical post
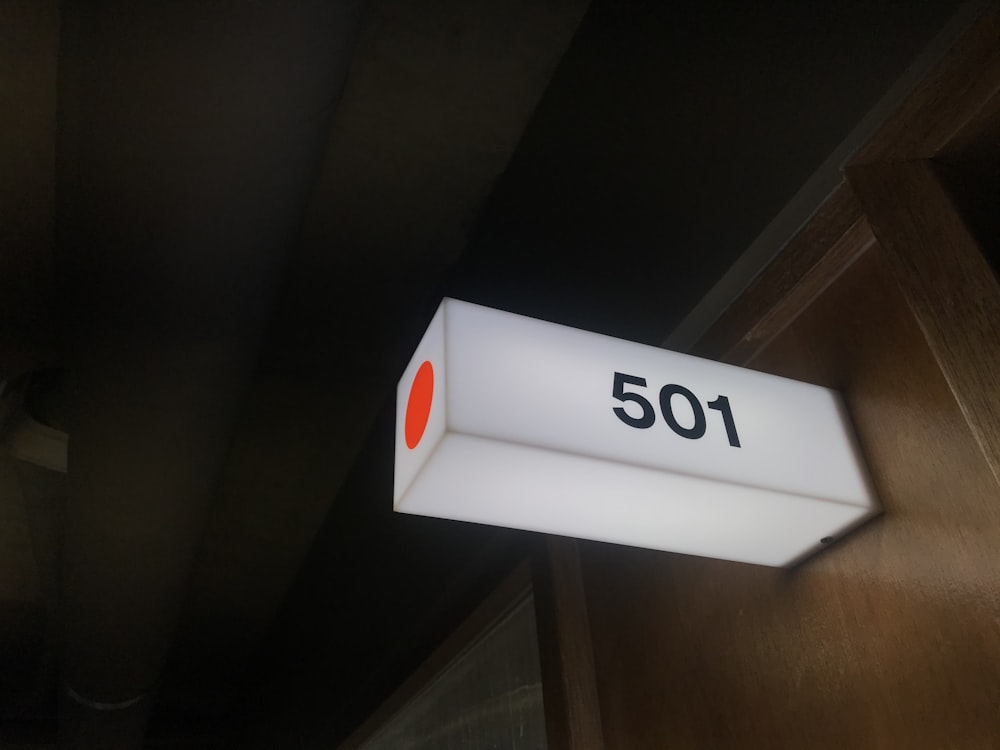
[848,159,1000,488]
[532,537,604,750]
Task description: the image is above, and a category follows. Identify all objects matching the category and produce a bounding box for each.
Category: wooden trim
[849,4,1000,164]
[532,537,604,750]
[537,9,1000,750]
[847,158,1000,488]
[690,182,870,364]
[718,215,875,366]
[694,6,1000,366]
[336,561,533,750]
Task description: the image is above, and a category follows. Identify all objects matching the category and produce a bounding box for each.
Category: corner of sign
[780,504,883,569]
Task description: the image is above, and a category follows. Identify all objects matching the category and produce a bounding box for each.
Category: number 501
[612,372,741,448]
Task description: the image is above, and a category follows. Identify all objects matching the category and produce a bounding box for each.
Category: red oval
[404,360,434,449]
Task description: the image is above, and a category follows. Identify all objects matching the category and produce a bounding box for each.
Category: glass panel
[358,594,546,750]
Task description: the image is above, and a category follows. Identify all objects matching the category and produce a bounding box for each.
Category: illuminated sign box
[394,299,879,567]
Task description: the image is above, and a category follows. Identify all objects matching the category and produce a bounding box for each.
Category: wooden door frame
[537,6,1000,749]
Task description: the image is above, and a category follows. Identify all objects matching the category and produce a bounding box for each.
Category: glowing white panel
[394,299,879,567]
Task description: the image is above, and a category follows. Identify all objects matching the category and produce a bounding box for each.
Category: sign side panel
[396,432,874,567]
[394,303,448,504]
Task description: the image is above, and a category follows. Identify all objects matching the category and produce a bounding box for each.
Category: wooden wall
[537,7,1000,749]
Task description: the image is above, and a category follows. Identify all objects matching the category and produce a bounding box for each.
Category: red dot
[405,360,434,449]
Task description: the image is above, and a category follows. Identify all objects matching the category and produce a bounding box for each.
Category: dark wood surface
[581,245,1000,748]
[690,181,866,363]
[560,8,1000,748]
[532,538,604,750]
[850,4,1000,163]
[849,159,1000,488]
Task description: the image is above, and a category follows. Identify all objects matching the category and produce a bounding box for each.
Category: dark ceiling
[0,0,970,747]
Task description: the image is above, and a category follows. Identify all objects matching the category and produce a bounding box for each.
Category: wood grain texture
[696,5,1000,366]
[580,249,1000,749]
[558,9,1000,750]
[532,537,604,750]
[848,159,1000,488]
[691,181,866,362]
[850,4,1000,164]
[719,215,874,364]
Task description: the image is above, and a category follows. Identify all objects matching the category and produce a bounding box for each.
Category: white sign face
[394,299,879,567]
